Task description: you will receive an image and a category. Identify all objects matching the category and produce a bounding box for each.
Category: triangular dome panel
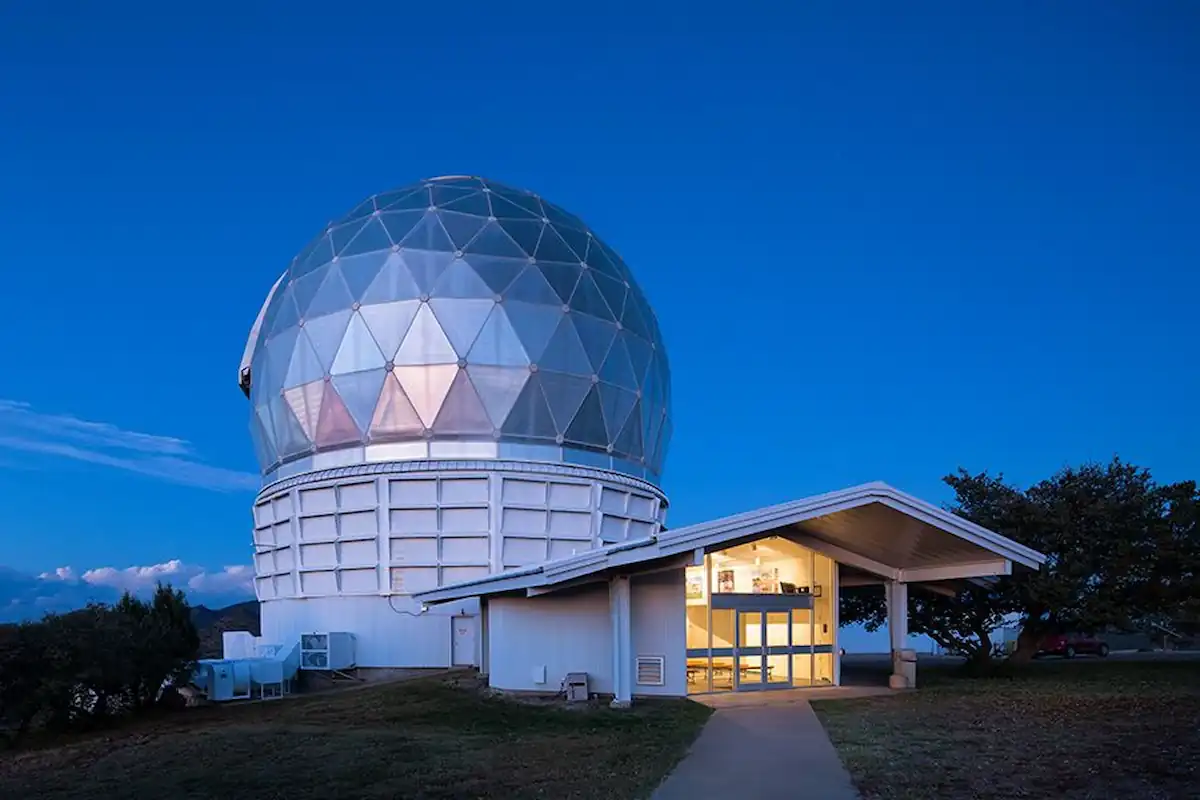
[431,259,494,300]
[269,392,311,456]
[504,301,563,363]
[393,364,458,427]
[338,251,391,301]
[360,252,421,305]
[394,304,457,366]
[501,374,558,440]
[359,299,420,360]
[341,217,392,258]
[464,254,525,295]
[564,385,607,446]
[437,210,488,249]
[332,368,387,433]
[468,306,529,367]
[370,373,424,437]
[284,379,325,440]
[570,313,617,373]
[598,382,638,442]
[467,365,529,429]
[401,212,454,253]
[433,369,493,434]
[331,312,385,375]
[379,210,426,243]
[284,328,325,388]
[539,315,591,376]
[429,298,494,357]
[316,385,361,447]
[302,309,353,373]
[401,249,456,294]
[537,371,592,434]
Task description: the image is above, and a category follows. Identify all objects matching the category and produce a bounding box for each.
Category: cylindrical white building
[239,176,671,667]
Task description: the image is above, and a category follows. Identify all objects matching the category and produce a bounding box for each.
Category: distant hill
[192,600,259,658]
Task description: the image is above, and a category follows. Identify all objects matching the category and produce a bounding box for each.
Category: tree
[115,584,200,709]
[954,459,1192,661]
[841,582,1010,666]
[840,458,1200,666]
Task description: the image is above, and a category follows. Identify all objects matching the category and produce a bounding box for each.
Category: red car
[1037,633,1110,658]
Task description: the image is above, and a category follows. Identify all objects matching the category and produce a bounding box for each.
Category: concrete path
[652,694,859,800]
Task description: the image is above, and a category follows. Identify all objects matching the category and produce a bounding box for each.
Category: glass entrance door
[734,609,794,690]
[765,611,792,686]
[735,610,765,689]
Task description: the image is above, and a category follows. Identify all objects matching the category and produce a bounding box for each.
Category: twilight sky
[0,2,1196,633]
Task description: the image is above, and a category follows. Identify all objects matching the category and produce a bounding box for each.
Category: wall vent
[635,655,665,686]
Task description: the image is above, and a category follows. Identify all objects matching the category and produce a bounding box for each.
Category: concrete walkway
[652,692,860,800]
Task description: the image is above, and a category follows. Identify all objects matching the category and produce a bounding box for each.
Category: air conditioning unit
[193,659,252,701]
[299,632,356,671]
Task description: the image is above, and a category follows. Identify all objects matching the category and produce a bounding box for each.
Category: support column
[479,597,490,677]
[886,580,910,688]
[832,562,841,686]
[610,575,632,708]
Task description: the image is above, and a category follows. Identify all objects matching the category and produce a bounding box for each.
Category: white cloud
[187,564,255,595]
[3,561,255,622]
[55,560,254,597]
[0,399,258,492]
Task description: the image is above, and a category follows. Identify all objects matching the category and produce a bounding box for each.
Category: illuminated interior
[685,536,835,693]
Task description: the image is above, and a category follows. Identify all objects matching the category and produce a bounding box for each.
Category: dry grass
[814,659,1200,800]
[0,673,711,800]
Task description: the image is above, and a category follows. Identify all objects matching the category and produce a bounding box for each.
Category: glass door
[735,610,764,689]
[735,609,795,690]
[765,611,792,686]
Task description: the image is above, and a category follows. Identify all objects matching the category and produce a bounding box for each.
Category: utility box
[300,632,356,670]
[565,672,589,703]
[194,659,252,701]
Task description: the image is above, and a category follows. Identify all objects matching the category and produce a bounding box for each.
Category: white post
[610,575,632,708]
[479,597,490,677]
[886,580,908,688]
[832,563,841,686]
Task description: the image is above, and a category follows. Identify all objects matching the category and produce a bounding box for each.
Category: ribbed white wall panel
[250,460,667,668]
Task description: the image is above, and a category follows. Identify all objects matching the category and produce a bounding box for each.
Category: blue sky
[0,3,1197,629]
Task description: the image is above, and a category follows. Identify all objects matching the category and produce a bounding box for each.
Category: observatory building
[239,176,1044,702]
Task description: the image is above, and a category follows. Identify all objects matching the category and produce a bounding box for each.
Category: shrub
[0,583,200,745]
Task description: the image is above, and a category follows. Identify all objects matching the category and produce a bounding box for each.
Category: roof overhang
[414,481,1047,605]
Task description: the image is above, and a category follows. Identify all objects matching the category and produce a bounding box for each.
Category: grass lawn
[814,658,1200,799]
[0,674,712,800]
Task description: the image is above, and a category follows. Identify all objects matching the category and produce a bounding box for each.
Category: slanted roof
[414,481,1047,605]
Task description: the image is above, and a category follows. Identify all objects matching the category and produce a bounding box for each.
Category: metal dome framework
[244,176,672,482]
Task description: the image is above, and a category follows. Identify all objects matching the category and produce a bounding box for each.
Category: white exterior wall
[630,570,687,696]
[489,587,614,694]
[251,461,666,669]
[486,569,687,697]
[260,596,478,668]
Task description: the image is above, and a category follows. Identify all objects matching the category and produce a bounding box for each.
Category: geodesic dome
[241,176,671,483]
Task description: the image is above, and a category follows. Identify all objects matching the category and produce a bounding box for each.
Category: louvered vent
[302,651,329,669]
[635,655,665,686]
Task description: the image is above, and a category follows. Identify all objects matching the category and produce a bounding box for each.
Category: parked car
[1037,633,1110,658]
